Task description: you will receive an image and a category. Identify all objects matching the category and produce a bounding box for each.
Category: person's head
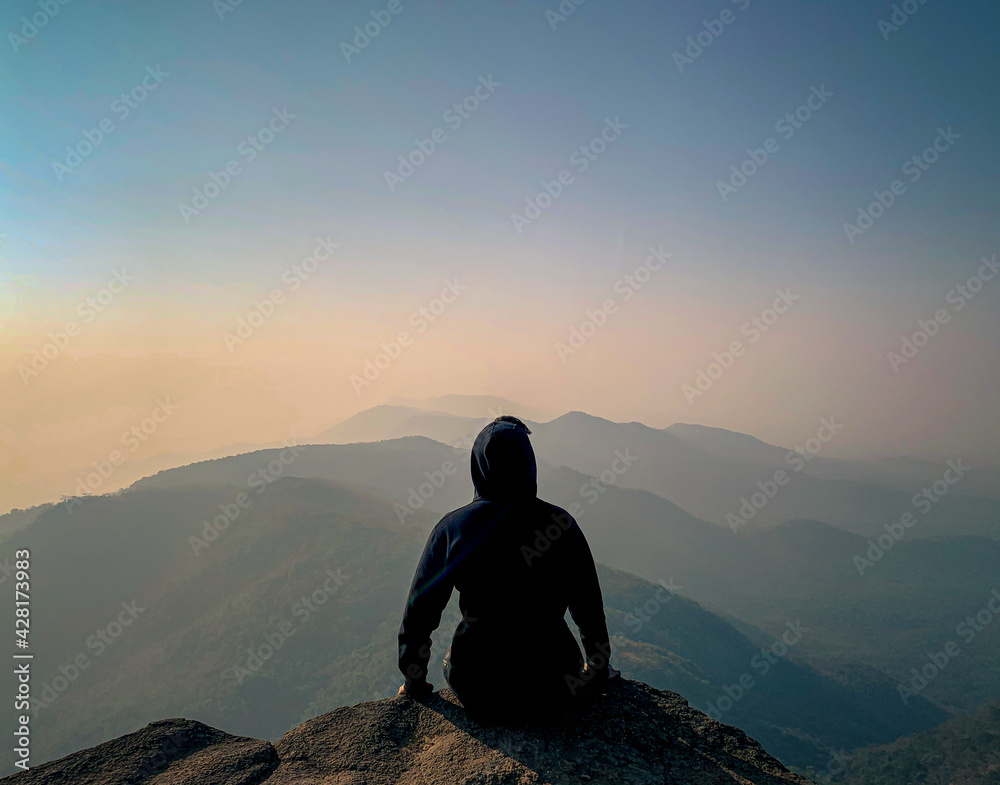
[470,416,537,502]
[491,415,531,435]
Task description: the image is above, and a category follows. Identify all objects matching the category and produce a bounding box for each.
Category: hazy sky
[2,0,998,512]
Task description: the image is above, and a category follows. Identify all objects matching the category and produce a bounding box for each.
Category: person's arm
[566,522,614,678]
[397,524,454,696]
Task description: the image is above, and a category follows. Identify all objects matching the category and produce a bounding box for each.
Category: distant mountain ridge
[666,421,999,497]
[313,397,999,499]
[305,403,1000,540]
[387,393,555,422]
[828,699,1000,785]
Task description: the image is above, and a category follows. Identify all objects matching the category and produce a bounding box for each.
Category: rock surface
[9,680,813,784]
[5,717,279,784]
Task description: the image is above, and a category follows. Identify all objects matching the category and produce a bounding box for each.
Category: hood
[471,420,538,502]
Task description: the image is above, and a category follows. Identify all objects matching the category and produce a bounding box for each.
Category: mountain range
[2,395,995,781]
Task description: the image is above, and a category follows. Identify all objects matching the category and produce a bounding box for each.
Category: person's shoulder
[432,499,492,535]
[533,498,580,530]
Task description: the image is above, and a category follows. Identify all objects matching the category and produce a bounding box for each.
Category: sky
[1,0,998,513]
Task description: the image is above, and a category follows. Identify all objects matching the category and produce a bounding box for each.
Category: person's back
[397,416,616,720]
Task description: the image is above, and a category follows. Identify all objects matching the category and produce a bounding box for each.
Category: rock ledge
[11,680,813,784]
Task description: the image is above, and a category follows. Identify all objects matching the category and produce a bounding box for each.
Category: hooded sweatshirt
[397,419,611,705]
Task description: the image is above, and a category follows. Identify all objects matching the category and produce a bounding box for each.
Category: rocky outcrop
[5,717,279,784]
[9,680,812,784]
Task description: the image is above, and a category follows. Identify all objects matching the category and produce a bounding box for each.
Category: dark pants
[443,644,596,723]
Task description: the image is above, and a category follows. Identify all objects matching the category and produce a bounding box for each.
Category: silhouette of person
[397,415,618,721]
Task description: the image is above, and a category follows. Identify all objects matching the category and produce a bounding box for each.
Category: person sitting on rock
[397,414,619,721]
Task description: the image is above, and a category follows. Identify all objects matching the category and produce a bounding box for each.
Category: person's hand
[584,662,621,681]
[398,681,434,698]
